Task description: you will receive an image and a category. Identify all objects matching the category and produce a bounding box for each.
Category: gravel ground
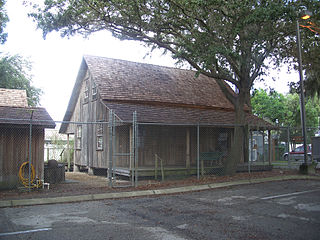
[0,169,316,201]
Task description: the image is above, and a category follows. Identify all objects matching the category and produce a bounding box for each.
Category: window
[97,136,103,150]
[92,81,97,99]
[76,125,82,149]
[84,80,89,102]
[96,123,103,150]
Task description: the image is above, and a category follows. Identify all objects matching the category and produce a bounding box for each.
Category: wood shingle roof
[105,101,273,128]
[60,55,273,132]
[0,88,28,107]
[0,106,55,128]
[84,55,234,110]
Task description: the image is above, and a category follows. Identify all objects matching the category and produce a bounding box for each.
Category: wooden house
[59,56,272,177]
[0,88,55,189]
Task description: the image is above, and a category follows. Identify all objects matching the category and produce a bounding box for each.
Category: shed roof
[0,106,56,128]
[0,88,28,107]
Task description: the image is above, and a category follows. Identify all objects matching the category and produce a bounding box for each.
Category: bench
[200,152,224,175]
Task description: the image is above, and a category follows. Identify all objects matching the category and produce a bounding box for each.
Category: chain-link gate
[108,110,138,187]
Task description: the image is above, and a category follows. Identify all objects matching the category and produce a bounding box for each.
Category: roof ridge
[83,54,193,72]
[0,106,45,110]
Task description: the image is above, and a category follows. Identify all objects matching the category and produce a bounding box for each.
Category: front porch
[114,163,273,179]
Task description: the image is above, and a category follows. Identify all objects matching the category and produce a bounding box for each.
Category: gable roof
[0,106,55,128]
[0,88,28,107]
[84,55,234,110]
[61,56,235,124]
[60,55,273,132]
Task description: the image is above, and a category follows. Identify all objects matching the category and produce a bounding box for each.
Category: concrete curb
[0,175,319,208]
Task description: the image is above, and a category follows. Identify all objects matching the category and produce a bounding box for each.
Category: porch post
[67,133,70,172]
[186,127,191,169]
[47,147,49,161]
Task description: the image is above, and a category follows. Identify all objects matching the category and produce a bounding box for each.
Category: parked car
[283,145,312,161]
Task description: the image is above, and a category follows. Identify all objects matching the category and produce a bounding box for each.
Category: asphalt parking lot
[0,179,319,240]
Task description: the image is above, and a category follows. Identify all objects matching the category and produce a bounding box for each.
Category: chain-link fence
[270,126,319,169]
[0,120,50,190]
[1,114,318,190]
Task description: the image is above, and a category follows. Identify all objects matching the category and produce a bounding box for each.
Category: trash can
[44,160,65,184]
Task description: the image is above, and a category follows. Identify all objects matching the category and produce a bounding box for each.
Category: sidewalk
[1,174,319,208]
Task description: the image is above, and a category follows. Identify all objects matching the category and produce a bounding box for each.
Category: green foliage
[284,1,320,98]
[284,93,320,142]
[285,93,320,128]
[29,0,319,174]
[0,54,42,106]
[288,39,320,98]
[29,0,316,109]
[300,41,320,98]
[251,88,287,124]
[0,0,8,44]
[252,88,320,128]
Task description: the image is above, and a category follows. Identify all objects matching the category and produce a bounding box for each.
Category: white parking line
[261,189,320,200]
[0,228,52,237]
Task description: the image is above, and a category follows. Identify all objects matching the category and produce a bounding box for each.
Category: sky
[1,0,299,123]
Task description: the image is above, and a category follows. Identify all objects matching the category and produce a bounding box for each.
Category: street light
[296,11,311,166]
[301,14,311,20]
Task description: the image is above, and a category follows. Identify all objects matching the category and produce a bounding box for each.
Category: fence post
[28,110,34,192]
[130,123,134,187]
[112,113,116,180]
[108,109,113,188]
[262,130,265,164]
[133,111,138,187]
[249,126,252,174]
[197,123,200,180]
[268,130,272,165]
[287,126,291,168]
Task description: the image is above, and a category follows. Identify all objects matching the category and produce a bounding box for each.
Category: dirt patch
[0,169,318,201]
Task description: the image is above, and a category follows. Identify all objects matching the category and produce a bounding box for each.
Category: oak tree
[0,0,8,44]
[30,0,319,174]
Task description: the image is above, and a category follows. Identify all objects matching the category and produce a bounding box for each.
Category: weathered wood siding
[91,99,108,169]
[72,74,87,167]
[137,126,187,167]
[113,125,130,168]
[0,126,44,189]
[70,69,109,169]
[114,125,232,168]
[66,69,233,171]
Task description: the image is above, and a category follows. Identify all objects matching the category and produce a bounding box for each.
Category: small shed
[0,88,55,189]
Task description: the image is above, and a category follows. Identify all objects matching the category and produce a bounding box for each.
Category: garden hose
[19,161,42,189]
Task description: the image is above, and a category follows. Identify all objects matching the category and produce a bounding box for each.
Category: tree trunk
[224,93,248,175]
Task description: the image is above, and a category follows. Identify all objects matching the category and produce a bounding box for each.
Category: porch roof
[105,101,274,129]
